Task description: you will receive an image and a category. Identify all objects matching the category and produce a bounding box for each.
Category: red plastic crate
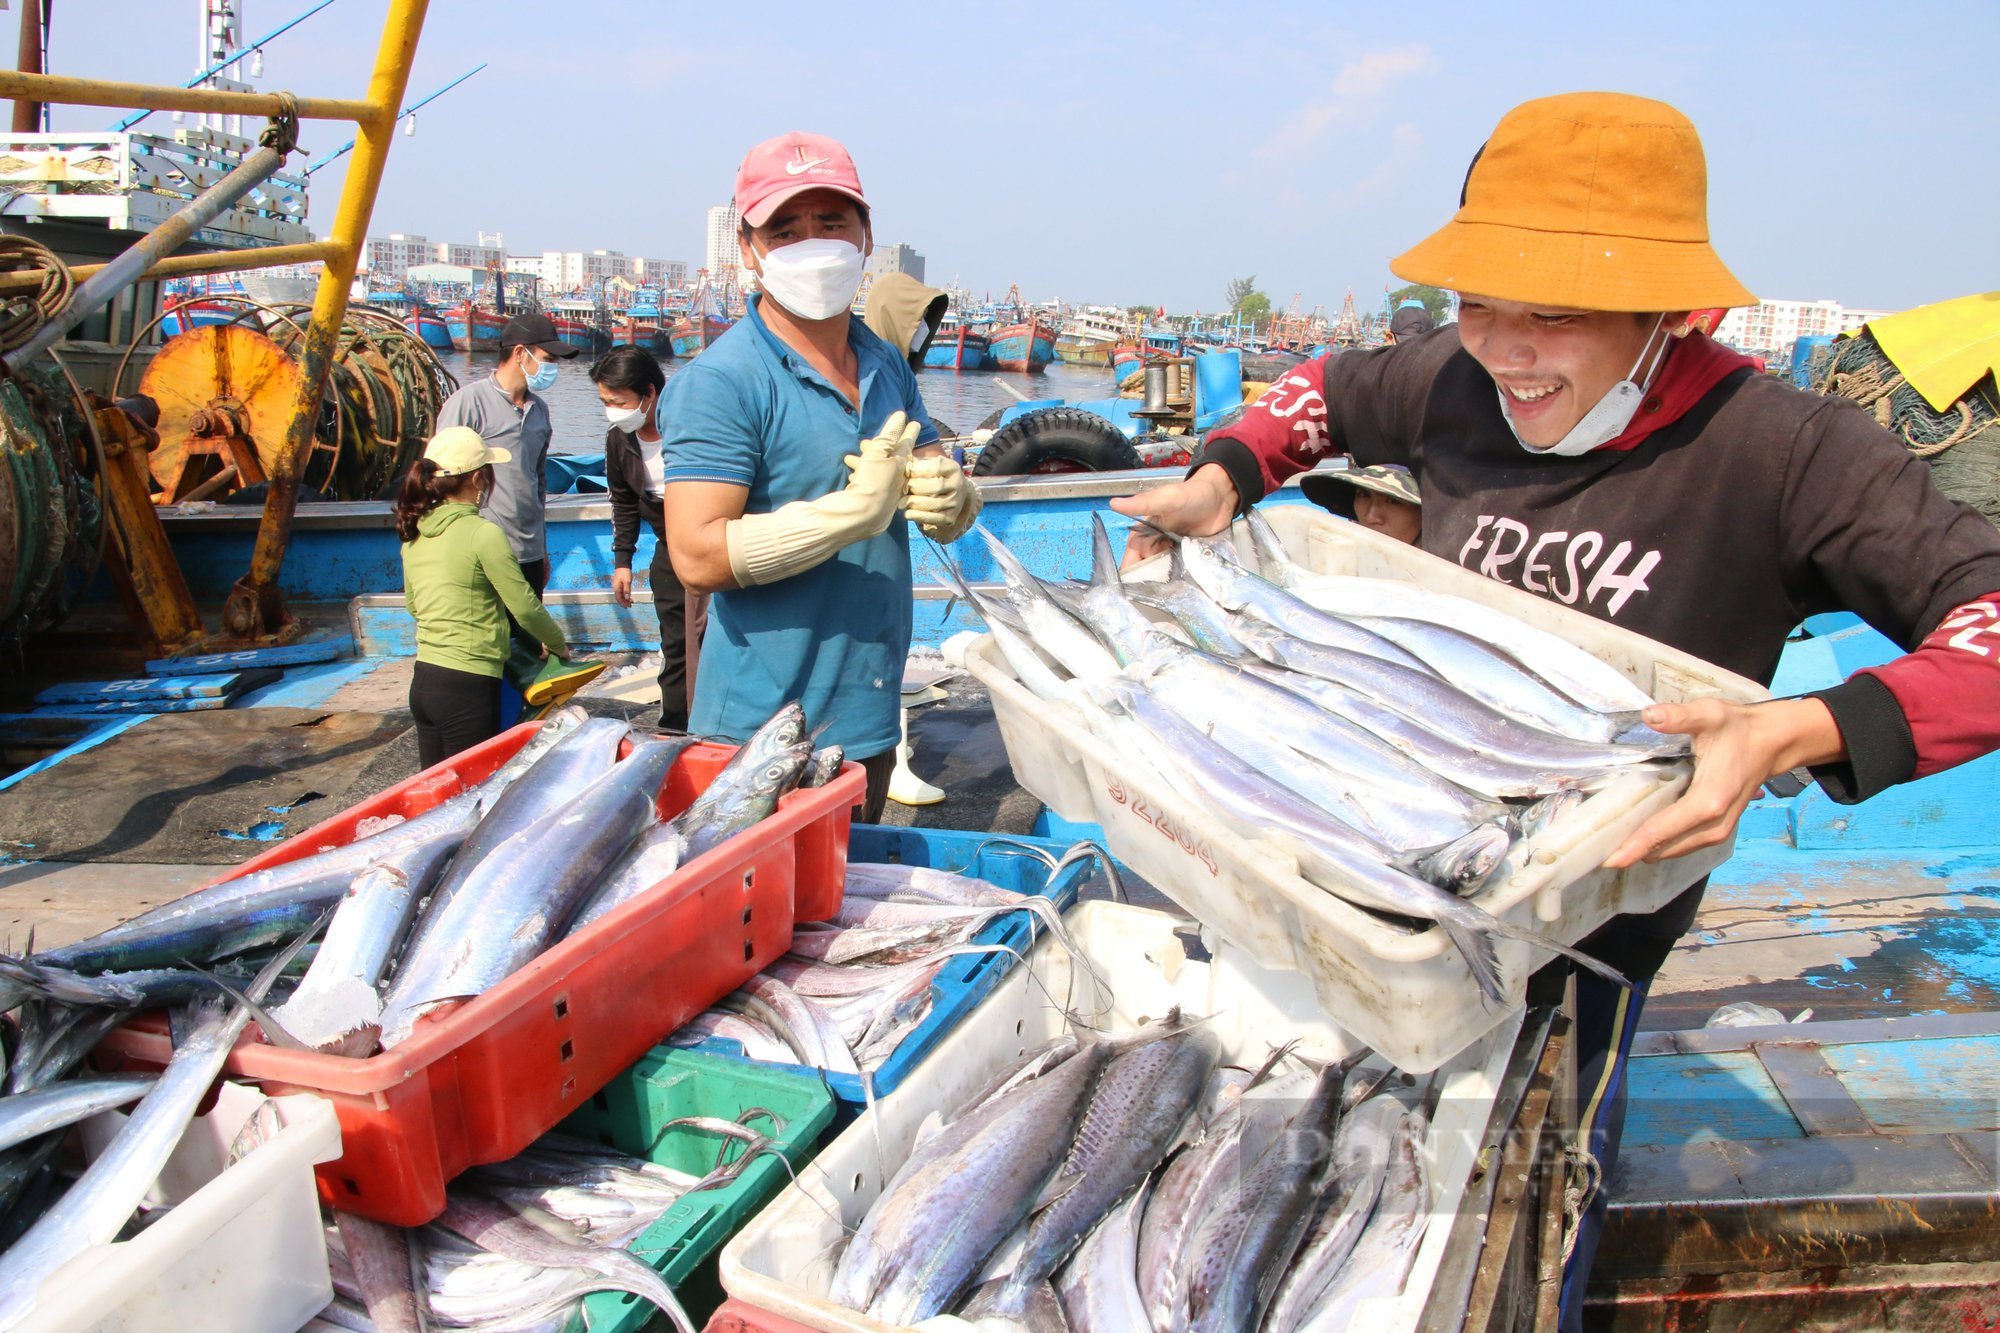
[94,721,861,1226]
[703,1300,825,1333]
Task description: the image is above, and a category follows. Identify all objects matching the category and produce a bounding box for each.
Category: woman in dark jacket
[590,345,700,730]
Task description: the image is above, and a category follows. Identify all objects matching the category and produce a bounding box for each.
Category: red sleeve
[1858,594,2000,779]
[1217,355,1341,495]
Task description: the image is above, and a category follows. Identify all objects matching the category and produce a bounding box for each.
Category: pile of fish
[0,702,833,1315]
[828,1021,1434,1331]
[671,845,1109,1077]
[310,1117,783,1333]
[0,701,835,1058]
[945,511,1677,1002]
[0,932,314,1328]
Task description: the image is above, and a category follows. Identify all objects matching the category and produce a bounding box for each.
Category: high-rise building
[868,242,924,284]
[435,236,506,270]
[1714,299,1891,358]
[706,203,744,288]
[537,249,630,292]
[504,255,545,282]
[633,257,689,287]
[362,233,431,281]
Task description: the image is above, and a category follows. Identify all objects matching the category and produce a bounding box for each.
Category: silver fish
[1091,678,1629,1004]
[1183,1061,1345,1333]
[1056,1185,1151,1333]
[0,1074,156,1154]
[434,1193,694,1333]
[397,716,631,963]
[272,827,465,1054]
[0,927,315,1329]
[333,1209,426,1333]
[841,1041,1112,1322]
[1237,508,1654,716]
[1228,616,1667,791]
[1261,1092,1404,1333]
[987,1025,1218,1314]
[1177,533,1429,671]
[1294,1106,1432,1330]
[378,740,683,1047]
[567,722,807,933]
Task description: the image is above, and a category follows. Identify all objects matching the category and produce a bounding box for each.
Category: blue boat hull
[407,315,453,351]
[985,329,1056,372]
[923,332,989,370]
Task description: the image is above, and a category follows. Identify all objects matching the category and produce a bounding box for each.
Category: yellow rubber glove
[724,412,919,587]
[903,453,983,543]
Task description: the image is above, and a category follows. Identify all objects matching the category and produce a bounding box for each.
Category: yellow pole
[0,70,370,121]
[220,0,428,641]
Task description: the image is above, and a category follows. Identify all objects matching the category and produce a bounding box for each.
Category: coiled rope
[0,235,73,353]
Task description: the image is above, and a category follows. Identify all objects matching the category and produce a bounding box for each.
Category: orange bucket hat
[1391,92,1755,313]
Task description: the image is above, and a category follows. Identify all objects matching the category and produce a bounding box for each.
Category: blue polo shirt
[659,295,937,757]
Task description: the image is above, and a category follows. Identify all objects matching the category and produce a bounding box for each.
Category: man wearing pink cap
[659,132,981,821]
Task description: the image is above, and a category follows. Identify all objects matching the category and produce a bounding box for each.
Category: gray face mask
[1496,315,1669,457]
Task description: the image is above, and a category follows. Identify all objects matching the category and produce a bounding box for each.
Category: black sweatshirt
[605,425,666,570]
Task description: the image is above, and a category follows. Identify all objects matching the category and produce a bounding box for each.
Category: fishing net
[1820,331,2000,526]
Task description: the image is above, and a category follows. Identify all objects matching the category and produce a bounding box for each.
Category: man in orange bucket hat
[1117,92,2000,1324]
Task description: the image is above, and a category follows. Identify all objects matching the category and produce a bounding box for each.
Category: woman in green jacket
[396,426,570,767]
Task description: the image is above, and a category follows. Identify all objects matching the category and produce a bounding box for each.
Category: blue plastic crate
[679,824,1092,1117]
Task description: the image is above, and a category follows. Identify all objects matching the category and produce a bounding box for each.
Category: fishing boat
[669,275,734,360]
[922,315,989,371]
[1109,341,1143,384]
[1054,305,1133,366]
[985,313,1056,373]
[406,304,453,351]
[610,287,674,357]
[447,300,505,352]
[158,293,239,337]
[545,296,609,355]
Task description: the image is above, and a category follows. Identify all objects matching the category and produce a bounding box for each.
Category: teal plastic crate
[555,1046,836,1333]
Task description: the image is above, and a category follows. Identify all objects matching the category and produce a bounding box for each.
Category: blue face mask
[521,350,558,393]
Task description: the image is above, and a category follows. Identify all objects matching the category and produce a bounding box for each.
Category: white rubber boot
[887,703,944,806]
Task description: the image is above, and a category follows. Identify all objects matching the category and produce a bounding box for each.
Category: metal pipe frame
[0,70,370,122]
[0,241,346,297]
[223,0,429,642]
[4,143,295,369]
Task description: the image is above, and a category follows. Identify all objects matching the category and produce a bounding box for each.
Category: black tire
[970,407,1144,476]
[1240,351,1305,381]
[930,417,958,439]
[975,407,1008,432]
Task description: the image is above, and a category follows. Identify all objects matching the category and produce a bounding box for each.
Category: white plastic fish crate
[717,899,1522,1332]
[965,504,1769,1071]
[15,1083,341,1333]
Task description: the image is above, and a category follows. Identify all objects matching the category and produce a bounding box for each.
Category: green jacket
[400,503,568,677]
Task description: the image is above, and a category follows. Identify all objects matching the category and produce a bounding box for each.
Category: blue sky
[48,1,1997,315]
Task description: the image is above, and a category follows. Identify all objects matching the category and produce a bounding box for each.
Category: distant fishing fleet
[158,269,1340,377]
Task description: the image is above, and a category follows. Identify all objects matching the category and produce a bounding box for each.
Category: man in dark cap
[1387,297,1435,344]
[433,311,580,593]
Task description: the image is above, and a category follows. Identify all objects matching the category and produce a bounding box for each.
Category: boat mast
[197,0,251,140]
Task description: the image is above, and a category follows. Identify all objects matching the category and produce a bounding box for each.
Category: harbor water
[433,350,1115,456]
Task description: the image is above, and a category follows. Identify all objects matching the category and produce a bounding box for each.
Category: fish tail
[1470,912,1634,991]
[1089,511,1123,589]
[1438,919,1507,1007]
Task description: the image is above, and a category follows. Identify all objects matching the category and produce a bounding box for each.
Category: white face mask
[1497,316,1670,457]
[604,399,649,434]
[753,237,866,321]
[908,320,932,355]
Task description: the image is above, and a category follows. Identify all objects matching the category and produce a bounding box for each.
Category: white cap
[424,425,511,476]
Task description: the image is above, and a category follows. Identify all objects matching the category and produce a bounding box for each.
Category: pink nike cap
[734,131,868,228]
